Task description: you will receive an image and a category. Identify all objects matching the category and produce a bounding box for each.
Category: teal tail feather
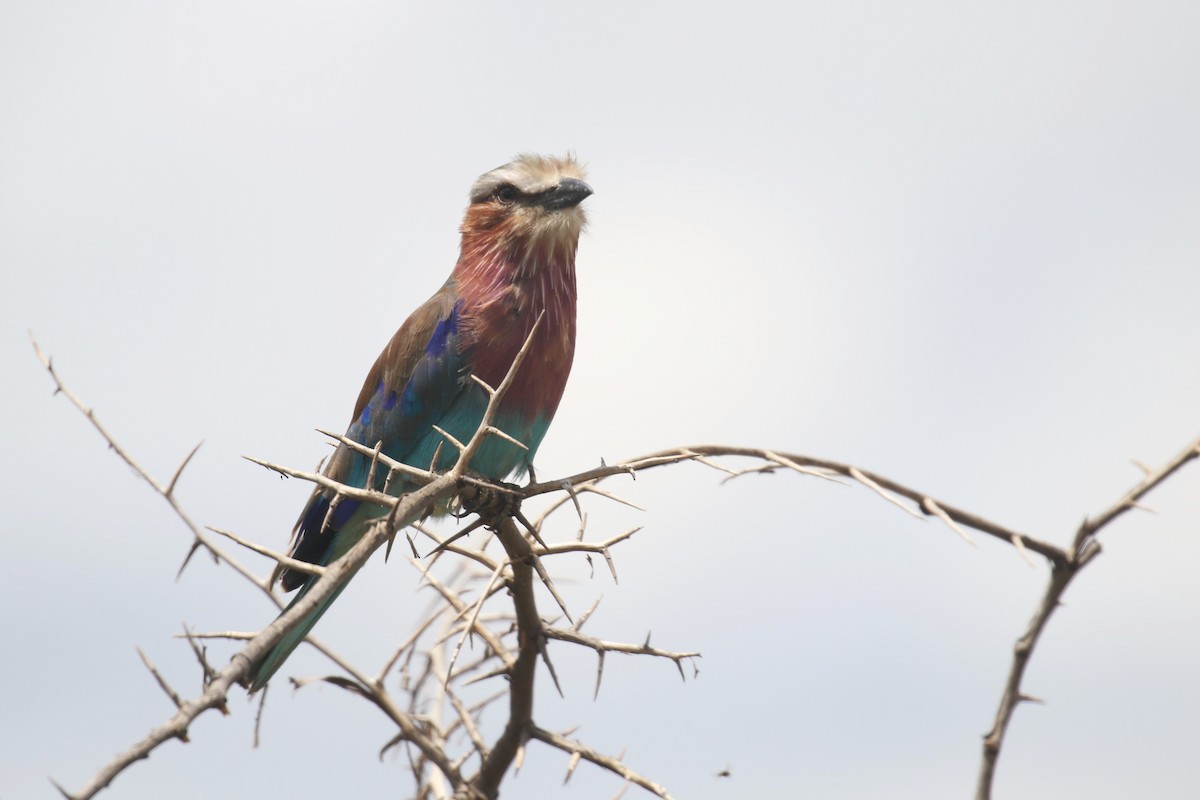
[247,579,350,692]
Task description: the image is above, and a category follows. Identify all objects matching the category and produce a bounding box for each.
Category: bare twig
[30,335,265,588]
[975,434,1200,800]
[206,526,326,578]
[544,626,699,698]
[528,726,673,799]
[135,648,186,715]
[524,446,1068,565]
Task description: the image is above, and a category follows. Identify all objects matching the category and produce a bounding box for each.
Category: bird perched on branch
[248,154,591,691]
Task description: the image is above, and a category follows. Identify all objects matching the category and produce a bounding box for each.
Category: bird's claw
[458,477,522,522]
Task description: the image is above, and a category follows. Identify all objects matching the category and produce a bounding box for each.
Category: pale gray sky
[4,2,1200,798]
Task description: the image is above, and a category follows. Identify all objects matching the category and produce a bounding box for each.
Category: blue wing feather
[251,288,546,689]
[277,294,466,588]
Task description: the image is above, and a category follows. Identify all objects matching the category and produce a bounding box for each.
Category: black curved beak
[539,177,593,210]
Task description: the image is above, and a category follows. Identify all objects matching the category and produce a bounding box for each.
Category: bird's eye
[495,185,518,204]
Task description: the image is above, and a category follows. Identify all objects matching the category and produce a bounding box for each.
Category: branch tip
[49,777,77,800]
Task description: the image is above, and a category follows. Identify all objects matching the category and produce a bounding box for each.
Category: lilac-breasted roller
[248,154,591,690]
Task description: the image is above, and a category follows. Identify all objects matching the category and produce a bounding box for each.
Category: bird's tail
[247,578,350,693]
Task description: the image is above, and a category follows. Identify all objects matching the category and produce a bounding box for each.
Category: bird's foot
[457,476,522,522]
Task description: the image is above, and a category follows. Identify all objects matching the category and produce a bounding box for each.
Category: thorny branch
[33,333,1200,799]
[974,434,1200,800]
[36,325,690,800]
[524,446,1070,565]
[29,335,263,588]
[462,516,539,799]
[529,726,673,799]
[34,325,542,800]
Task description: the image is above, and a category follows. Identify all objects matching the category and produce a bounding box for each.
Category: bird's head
[459,153,592,273]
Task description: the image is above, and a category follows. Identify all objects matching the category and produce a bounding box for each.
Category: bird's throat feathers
[459,213,580,302]
[453,177,585,420]
[457,152,588,303]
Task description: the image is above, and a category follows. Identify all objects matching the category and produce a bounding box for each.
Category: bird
[247,154,591,691]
